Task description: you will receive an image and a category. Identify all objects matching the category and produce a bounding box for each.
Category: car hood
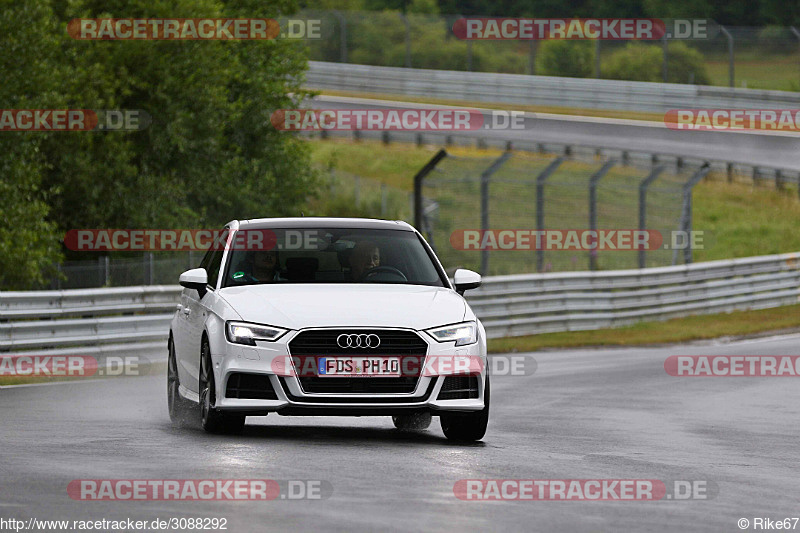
[219,283,466,330]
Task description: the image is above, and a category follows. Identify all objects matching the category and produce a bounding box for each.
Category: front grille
[289,329,428,356]
[225,373,278,400]
[437,376,479,400]
[289,329,428,394]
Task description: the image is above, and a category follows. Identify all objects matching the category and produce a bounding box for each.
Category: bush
[535,40,594,78]
[757,26,798,54]
[602,42,709,84]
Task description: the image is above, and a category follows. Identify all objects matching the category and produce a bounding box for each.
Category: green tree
[602,42,709,84]
[536,40,594,78]
[0,0,318,287]
[0,0,63,289]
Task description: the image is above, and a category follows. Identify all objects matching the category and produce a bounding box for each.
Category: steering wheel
[361,266,408,282]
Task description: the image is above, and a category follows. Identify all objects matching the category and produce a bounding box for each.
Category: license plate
[317,357,401,377]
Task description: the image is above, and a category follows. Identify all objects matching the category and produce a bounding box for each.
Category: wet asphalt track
[311,95,800,172]
[2,333,800,532]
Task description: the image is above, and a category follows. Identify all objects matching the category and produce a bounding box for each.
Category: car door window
[205,249,224,289]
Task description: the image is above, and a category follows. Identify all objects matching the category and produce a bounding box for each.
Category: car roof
[231,217,416,232]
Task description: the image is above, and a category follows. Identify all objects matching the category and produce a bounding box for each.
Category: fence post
[400,14,411,68]
[381,183,387,217]
[535,157,565,272]
[662,33,668,82]
[467,40,473,71]
[479,151,513,276]
[413,149,448,231]
[588,160,617,271]
[528,40,536,75]
[354,176,360,205]
[719,26,734,88]
[791,27,800,85]
[332,10,347,63]
[98,256,104,287]
[678,163,711,265]
[594,39,600,78]
[638,165,666,269]
[149,252,155,285]
[104,255,110,286]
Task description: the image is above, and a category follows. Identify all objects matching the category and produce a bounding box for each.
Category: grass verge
[308,138,800,264]
[487,304,800,353]
[0,361,166,387]
[316,89,665,123]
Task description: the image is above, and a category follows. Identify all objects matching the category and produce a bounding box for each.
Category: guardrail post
[467,41,473,71]
[720,26,734,88]
[479,151,513,276]
[776,169,784,191]
[528,40,537,75]
[662,33,668,82]
[588,160,617,271]
[535,157,565,272]
[413,149,447,231]
[678,163,711,265]
[638,165,666,269]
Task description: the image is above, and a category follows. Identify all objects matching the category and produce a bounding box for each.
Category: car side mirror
[179,268,208,298]
[453,268,481,295]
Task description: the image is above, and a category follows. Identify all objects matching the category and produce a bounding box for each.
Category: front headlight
[226,321,288,346]
[426,321,477,347]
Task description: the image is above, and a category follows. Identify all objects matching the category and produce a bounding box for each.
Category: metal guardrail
[1,252,798,356]
[0,286,180,360]
[306,61,800,113]
[468,252,800,338]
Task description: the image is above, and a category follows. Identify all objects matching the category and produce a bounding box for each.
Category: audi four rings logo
[337,333,381,349]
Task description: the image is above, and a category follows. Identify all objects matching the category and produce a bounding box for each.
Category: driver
[232,250,283,283]
[349,241,380,281]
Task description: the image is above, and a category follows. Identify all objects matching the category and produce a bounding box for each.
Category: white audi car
[168,217,489,441]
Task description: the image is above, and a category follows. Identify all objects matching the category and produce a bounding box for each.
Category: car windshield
[221,227,445,288]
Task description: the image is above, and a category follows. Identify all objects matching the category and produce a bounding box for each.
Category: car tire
[199,338,245,434]
[440,375,490,442]
[392,411,432,431]
[167,335,195,427]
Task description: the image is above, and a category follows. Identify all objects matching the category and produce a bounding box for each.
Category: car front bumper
[208,329,487,415]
